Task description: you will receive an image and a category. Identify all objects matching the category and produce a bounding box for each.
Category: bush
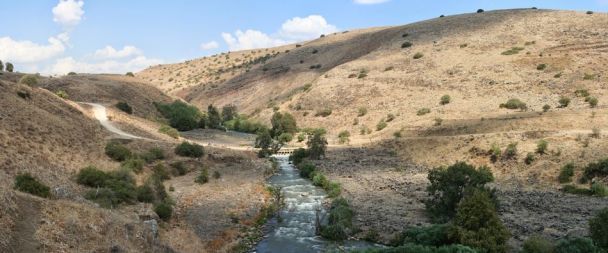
[477,9,484,13]
[135,184,155,203]
[5,62,13,72]
[115,102,132,114]
[326,182,341,198]
[321,197,353,240]
[312,173,330,188]
[377,119,388,131]
[289,148,309,165]
[449,189,510,253]
[440,95,451,105]
[543,104,551,112]
[400,224,453,247]
[575,89,590,97]
[581,158,608,183]
[425,162,494,222]
[500,98,527,110]
[152,163,170,181]
[19,75,38,86]
[559,97,571,108]
[154,201,173,221]
[213,171,221,179]
[490,143,501,162]
[537,139,548,154]
[501,47,525,55]
[401,42,413,48]
[358,107,368,117]
[417,108,431,116]
[158,124,179,139]
[142,147,165,163]
[121,157,145,173]
[589,208,608,249]
[584,73,596,80]
[298,162,317,178]
[105,142,132,162]
[525,152,535,165]
[125,72,135,77]
[171,162,188,176]
[537,64,547,70]
[386,113,396,122]
[503,143,518,159]
[79,167,137,207]
[278,133,293,143]
[522,235,555,253]
[586,11,594,14]
[14,173,50,198]
[591,182,608,197]
[588,97,598,108]
[315,108,332,117]
[55,90,69,99]
[77,166,112,187]
[413,52,424,59]
[155,101,203,131]
[555,237,600,253]
[558,163,575,183]
[562,185,593,196]
[195,167,209,184]
[338,130,350,144]
[297,133,305,142]
[175,142,204,158]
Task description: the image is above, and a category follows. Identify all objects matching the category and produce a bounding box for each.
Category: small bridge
[276,148,297,155]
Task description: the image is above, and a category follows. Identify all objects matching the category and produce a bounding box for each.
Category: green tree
[19,75,38,86]
[6,62,13,72]
[589,208,608,249]
[174,142,204,158]
[255,127,273,157]
[271,111,298,138]
[555,237,600,253]
[206,104,222,129]
[522,235,555,253]
[449,189,510,253]
[0,60,3,71]
[221,104,238,122]
[425,162,494,222]
[307,128,328,159]
[155,101,203,131]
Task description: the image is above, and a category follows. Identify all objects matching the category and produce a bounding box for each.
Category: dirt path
[81,102,152,140]
[9,195,41,253]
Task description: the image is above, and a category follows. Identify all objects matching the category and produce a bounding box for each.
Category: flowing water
[255,155,378,253]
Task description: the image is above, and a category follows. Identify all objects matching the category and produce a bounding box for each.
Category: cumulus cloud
[200,41,219,50]
[0,34,67,63]
[94,45,142,59]
[220,15,337,51]
[353,0,390,4]
[52,0,85,28]
[47,55,163,75]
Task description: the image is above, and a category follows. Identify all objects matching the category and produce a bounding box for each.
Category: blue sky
[0,0,606,75]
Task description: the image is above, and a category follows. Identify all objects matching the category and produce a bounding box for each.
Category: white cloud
[220,15,338,51]
[52,0,85,28]
[94,45,142,59]
[0,34,67,63]
[354,0,390,4]
[200,41,219,50]
[47,55,163,75]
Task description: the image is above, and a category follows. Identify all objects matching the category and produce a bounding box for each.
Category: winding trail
[81,102,150,140]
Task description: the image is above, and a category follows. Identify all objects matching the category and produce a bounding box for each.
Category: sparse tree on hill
[255,127,273,157]
[271,111,298,138]
[206,104,222,129]
[6,62,14,72]
[307,128,327,159]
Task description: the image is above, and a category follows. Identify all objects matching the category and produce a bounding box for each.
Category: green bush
[558,97,570,108]
[413,52,424,59]
[115,102,133,114]
[358,107,368,117]
[555,237,600,253]
[589,208,608,249]
[584,73,596,80]
[500,99,527,110]
[575,89,590,97]
[449,189,510,253]
[503,143,518,159]
[321,197,353,240]
[152,163,170,181]
[125,72,135,77]
[591,182,608,197]
[315,108,332,117]
[525,152,536,165]
[77,166,112,187]
[142,147,165,163]
[440,95,451,105]
[171,162,188,176]
[278,133,293,143]
[105,142,132,162]
[562,185,593,196]
[121,157,145,173]
[522,235,555,253]
[55,90,69,99]
[425,162,494,222]
[312,173,330,188]
[155,101,203,131]
[5,62,13,72]
[401,42,413,48]
[19,75,38,86]
[338,130,350,144]
[537,64,547,70]
[588,97,598,108]
[501,47,524,55]
[417,108,431,116]
[400,224,453,247]
[135,184,155,203]
[477,9,484,13]
[213,171,221,179]
[14,173,50,198]
[326,182,341,198]
[159,125,179,139]
[175,142,204,158]
[377,119,388,131]
[195,167,209,184]
[154,200,173,221]
[543,104,551,112]
[289,148,309,165]
[78,167,137,207]
[558,163,575,183]
[581,158,608,183]
[537,139,548,154]
[352,244,476,253]
[298,162,317,178]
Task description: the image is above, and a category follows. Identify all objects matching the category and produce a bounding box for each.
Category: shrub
[586,11,594,14]
[477,9,484,13]
[159,124,179,139]
[588,97,598,107]
[503,143,518,159]
[79,167,137,207]
[562,185,593,196]
[289,148,309,165]
[358,107,368,117]
[19,75,38,86]
[321,198,353,240]
[394,131,402,138]
[135,184,155,203]
[537,64,547,70]
[581,158,608,183]
[77,166,111,187]
[558,163,575,183]
[278,132,294,143]
[555,237,600,253]
[5,62,13,72]
[125,72,135,77]
[386,113,396,122]
[115,102,132,114]
[425,162,494,222]
[175,142,204,158]
[195,167,209,184]
[543,104,551,112]
[142,147,165,163]
[490,143,501,162]
[155,101,203,131]
[154,201,173,221]
[152,163,170,181]
[417,108,431,116]
[312,173,330,188]
[56,90,69,99]
[358,73,367,79]
[171,162,187,176]
[213,171,221,179]
[348,73,357,78]
[536,139,548,154]
[205,104,222,129]
[315,108,332,117]
[384,66,394,71]
[440,95,451,105]
[501,47,525,55]
[121,158,145,173]
[558,97,570,108]
[402,33,409,37]
[338,130,350,144]
[297,133,305,142]
[306,129,328,159]
[500,98,527,110]
[298,162,317,178]
[400,224,453,247]
[105,142,132,162]
[554,72,562,78]
[460,43,468,48]
[434,118,443,126]
[401,42,413,48]
[591,128,601,139]
[584,73,596,80]
[413,52,424,59]
[522,235,555,253]
[591,183,608,197]
[14,173,50,198]
[449,189,510,253]
[326,182,341,198]
[377,119,388,131]
[575,89,590,97]
[589,208,608,249]
[525,152,535,165]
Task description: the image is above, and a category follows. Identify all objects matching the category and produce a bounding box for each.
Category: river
[255,155,379,253]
